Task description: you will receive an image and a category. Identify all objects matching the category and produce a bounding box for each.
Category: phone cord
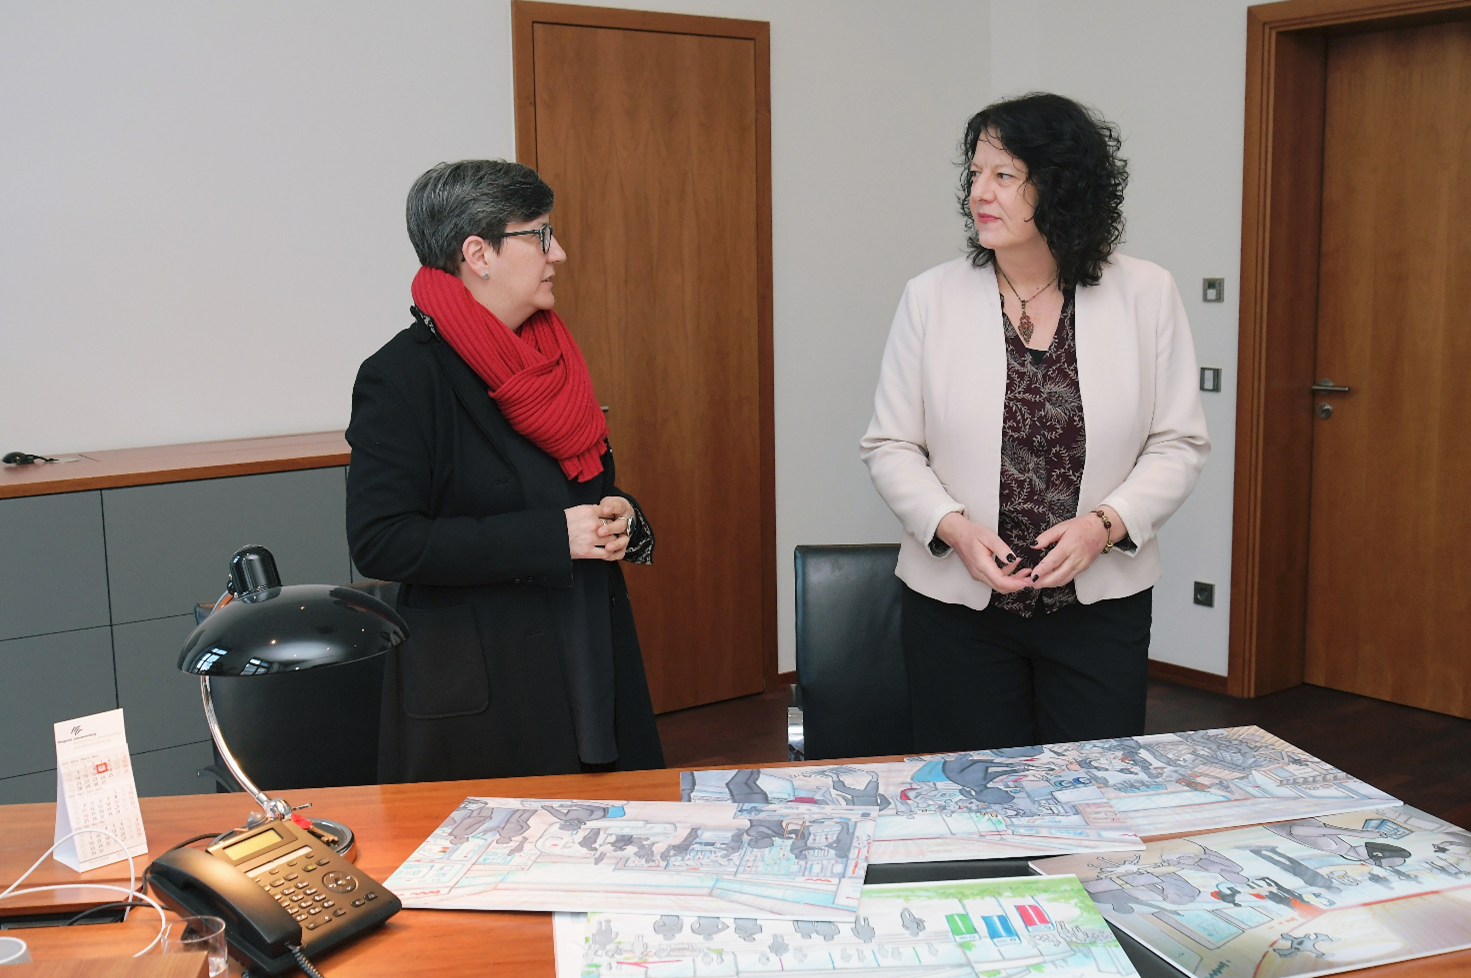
[288,944,327,978]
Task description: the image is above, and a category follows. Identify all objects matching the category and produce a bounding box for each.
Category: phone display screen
[222,827,284,862]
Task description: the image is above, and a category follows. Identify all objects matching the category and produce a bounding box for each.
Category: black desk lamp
[177,546,408,854]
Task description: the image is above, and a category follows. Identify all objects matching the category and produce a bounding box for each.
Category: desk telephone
[148,820,401,976]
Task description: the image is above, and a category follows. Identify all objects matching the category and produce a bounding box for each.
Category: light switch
[1200,367,1222,392]
[1202,278,1225,302]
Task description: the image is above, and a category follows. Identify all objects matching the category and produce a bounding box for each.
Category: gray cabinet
[0,492,109,641]
[0,466,351,801]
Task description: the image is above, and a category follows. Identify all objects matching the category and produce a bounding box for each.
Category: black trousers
[901,584,1152,752]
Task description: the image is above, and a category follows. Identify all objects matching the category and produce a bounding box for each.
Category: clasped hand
[935,508,1117,592]
[566,497,634,561]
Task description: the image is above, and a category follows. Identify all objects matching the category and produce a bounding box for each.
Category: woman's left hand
[1028,506,1120,589]
[595,496,635,560]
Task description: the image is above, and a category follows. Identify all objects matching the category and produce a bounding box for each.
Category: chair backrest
[794,544,912,760]
[201,580,398,792]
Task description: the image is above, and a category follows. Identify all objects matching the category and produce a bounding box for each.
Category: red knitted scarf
[410,266,608,482]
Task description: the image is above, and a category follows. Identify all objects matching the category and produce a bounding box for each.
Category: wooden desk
[1,770,1465,977]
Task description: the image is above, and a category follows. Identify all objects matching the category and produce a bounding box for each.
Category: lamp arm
[200,676,291,821]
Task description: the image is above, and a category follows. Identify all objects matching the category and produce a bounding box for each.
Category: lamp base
[305,817,356,859]
[214,816,357,860]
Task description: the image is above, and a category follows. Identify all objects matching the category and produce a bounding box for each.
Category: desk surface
[1,769,1465,977]
[0,431,349,499]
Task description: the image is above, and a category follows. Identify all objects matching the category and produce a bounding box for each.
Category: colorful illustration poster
[554,874,1139,977]
[384,798,873,917]
[1067,726,1399,836]
[682,753,1142,864]
[1032,805,1471,978]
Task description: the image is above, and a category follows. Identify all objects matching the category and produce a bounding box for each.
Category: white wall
[0,2,514,456]
[0,1,988,676]
[990,1,1258,676]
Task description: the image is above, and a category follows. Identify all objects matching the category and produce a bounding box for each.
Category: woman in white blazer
[861,94,1209,752]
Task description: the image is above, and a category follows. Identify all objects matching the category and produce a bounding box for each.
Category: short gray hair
[406,160,555,274]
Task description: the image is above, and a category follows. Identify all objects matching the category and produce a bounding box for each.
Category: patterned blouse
[991,287,1085,617]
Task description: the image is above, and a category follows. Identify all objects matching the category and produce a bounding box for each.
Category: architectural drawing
[1069,726,1400,836]
[554,874,1139,977]
[1032,805,1471,978]
[384,797,874,917]
[682,750,1143,864]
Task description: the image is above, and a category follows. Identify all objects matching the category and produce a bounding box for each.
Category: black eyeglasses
[501,224,554,253]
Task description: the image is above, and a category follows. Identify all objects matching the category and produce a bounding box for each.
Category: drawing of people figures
[1159,844,1251,885]
[1250,876,1325,917]
[946,754,1053,815]
[910,757,1025,810]
[1247,845,1342,894]
[816,768,890,810]
[541,803,614,832]
[790,818,855,868]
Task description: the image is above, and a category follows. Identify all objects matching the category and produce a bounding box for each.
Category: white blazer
[860,254,1210,610]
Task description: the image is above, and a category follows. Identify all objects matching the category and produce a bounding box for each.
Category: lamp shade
[178,583,408,677]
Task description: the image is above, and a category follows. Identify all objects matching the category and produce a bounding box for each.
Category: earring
[481,272,490,280]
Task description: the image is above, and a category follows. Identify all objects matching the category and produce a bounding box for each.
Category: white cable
[0,828,167,956]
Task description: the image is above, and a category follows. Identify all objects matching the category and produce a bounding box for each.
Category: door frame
[1229,0,1471,696]
[510,1,779,691]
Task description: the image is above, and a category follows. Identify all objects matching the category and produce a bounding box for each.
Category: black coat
[345,316,664,781]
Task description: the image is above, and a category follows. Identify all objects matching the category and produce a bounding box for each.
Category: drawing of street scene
[682,749,1143,864]
[553,874,1139,977]
[384,797,874,917]
[1032,805,1471,978]
[1069,726,1400,836]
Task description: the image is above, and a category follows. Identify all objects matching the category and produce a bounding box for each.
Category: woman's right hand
[566,504,625,561]
[934,512,1030,592]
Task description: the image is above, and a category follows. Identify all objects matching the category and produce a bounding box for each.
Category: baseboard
[784,664,1227,693]
[1149,659,1229,694]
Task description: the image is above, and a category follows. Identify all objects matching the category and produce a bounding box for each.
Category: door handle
[1309,378,1350,394]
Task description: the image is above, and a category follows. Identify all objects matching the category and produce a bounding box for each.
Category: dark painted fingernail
[1031,574,1039,582]
[1006,553,1016,562]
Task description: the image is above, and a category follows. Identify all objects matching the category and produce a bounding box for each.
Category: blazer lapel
[428,334,519,463]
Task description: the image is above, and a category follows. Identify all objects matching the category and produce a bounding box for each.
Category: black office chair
[193,580,398,793]
[793,544,912,760]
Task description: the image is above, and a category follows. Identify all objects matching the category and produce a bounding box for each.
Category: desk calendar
[52,709,148,872]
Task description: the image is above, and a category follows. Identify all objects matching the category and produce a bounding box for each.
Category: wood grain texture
[1305,21,1471,716]
[0,431,348,500]
[1,763,1465,977]
[1251,0,1471,30]
[1229,18,1327,697]
[5,949,206,978]
[517,6,773,713]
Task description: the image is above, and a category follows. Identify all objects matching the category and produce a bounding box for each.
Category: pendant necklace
[995,263,1054,344]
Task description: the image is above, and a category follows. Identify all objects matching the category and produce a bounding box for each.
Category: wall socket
[1193,581,1216,607]
[1202,278,1225,302]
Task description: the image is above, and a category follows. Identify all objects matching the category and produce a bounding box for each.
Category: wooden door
[512,3,774,713]
[1305,21,1471,716]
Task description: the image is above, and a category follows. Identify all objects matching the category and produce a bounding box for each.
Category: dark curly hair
[957,93,1128,288]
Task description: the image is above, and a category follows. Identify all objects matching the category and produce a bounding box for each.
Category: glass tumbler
[162,915,228,977]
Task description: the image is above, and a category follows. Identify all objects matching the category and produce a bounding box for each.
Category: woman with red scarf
[347,160,663,781]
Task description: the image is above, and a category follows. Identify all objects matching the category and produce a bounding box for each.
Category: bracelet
[1092,509,1114,555]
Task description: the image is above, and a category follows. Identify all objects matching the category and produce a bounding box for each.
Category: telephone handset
[148,820,401,976]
